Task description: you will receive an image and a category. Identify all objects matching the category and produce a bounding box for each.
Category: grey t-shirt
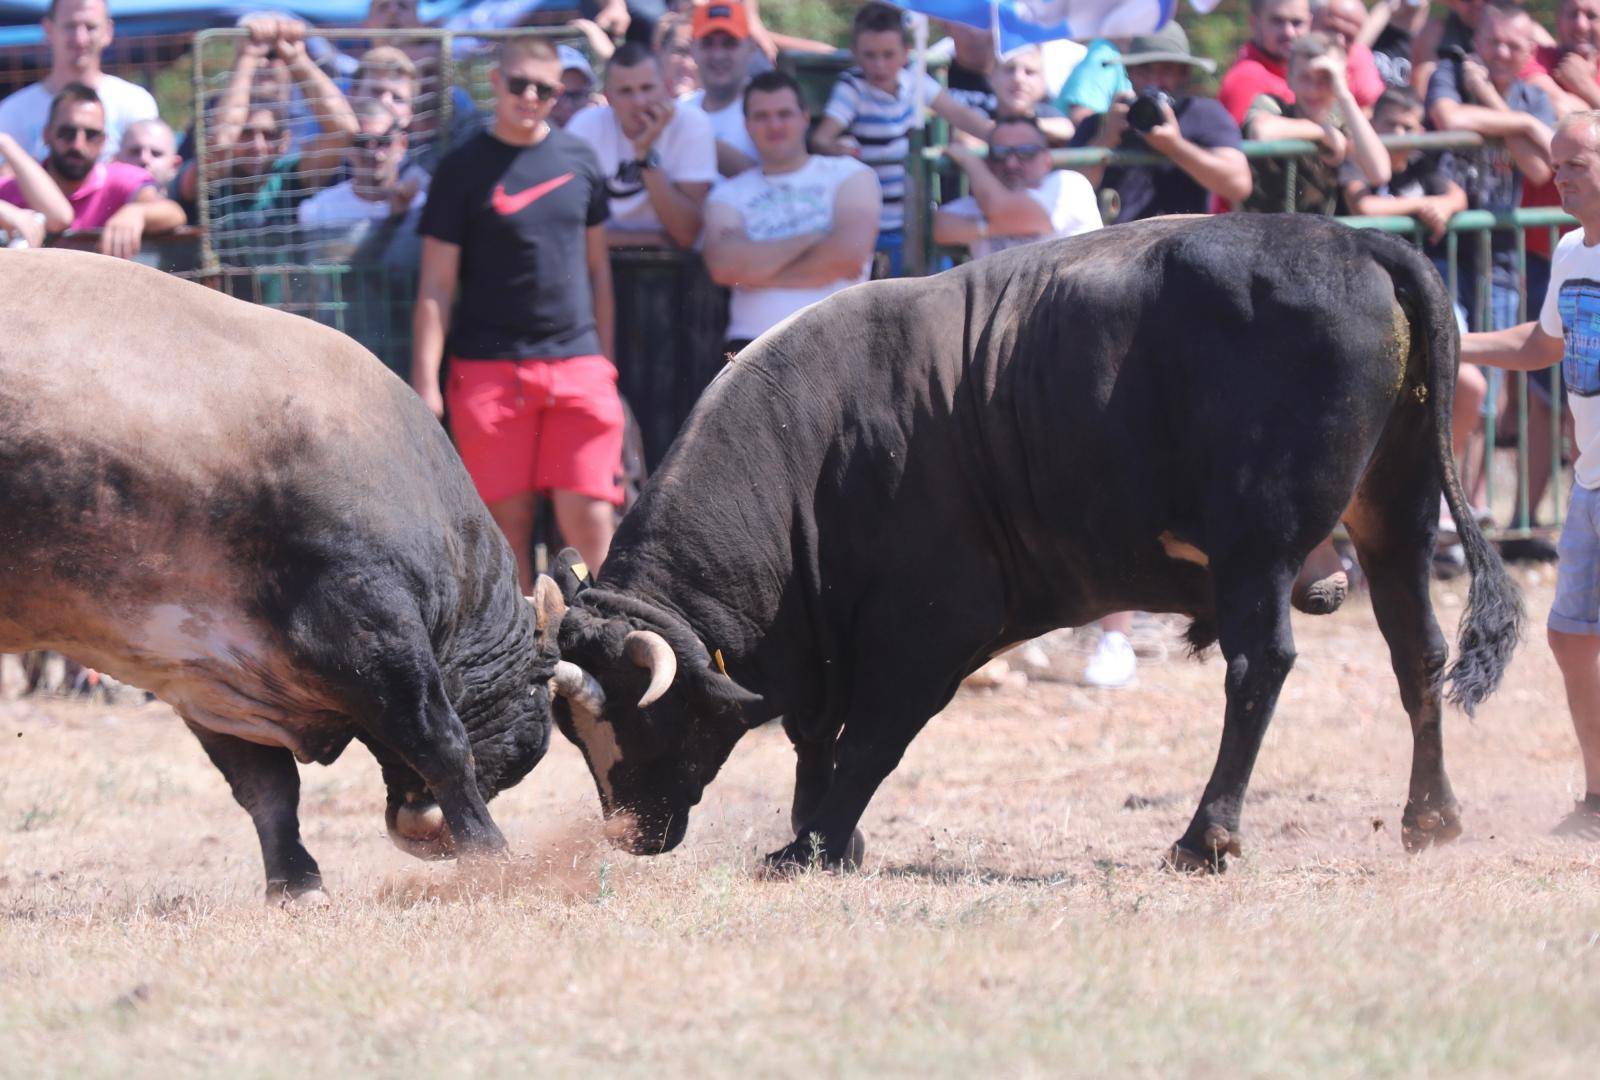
[1424,59,1555,284]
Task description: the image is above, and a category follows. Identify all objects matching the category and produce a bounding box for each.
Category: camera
[1127,88,1175,134]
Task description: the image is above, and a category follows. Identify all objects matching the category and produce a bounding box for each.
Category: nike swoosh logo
[491,172,575,215]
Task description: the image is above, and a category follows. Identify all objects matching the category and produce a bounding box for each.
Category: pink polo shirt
[0,160,154,229]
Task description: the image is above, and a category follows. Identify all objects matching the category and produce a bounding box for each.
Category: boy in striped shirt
[812,2,993,274]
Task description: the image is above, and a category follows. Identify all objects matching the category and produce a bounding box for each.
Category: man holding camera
[1071,22,1252,222]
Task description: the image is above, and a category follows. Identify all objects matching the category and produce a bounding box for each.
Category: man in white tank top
[701,69,882,361]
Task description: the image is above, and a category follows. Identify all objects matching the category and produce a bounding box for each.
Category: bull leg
[357,734,453,860]
[1355,536,1460,851]
[1170,559,1300,872]
[786,727,865,866]
[361,656,507,858]
[185,722,325,903]
[1345,431,1461,852]
[768,684,944,871]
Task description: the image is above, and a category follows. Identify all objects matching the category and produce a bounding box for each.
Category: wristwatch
[638,149,662,171]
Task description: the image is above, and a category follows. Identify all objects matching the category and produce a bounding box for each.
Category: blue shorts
[1550,484,1600,635]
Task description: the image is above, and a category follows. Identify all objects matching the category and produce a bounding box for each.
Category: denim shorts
[1550,484,1600,635]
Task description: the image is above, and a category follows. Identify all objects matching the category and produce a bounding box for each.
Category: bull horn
[624,630,677,708]
[526,575,567,637]
[551,660,606,717]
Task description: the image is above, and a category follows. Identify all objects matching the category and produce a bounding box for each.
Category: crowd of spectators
[0,0,1591,585]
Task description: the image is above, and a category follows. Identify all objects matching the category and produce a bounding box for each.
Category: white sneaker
[1084,631,1136,689]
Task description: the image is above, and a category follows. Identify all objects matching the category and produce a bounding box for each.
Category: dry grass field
[3,573,1599,1077]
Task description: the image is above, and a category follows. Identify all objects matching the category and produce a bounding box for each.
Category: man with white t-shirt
[0,0,157,167]
[297,99,426,377]
[1465,109,1600,839]
[682,1,759,177]
[567,40,717,248]
[702,70,881,360]
[933,114,1101,259]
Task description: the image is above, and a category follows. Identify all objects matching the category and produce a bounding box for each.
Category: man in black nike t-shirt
[412,34,622,587]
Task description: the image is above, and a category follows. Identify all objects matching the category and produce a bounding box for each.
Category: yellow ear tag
[571,561,589,581]
[713,649,727,676]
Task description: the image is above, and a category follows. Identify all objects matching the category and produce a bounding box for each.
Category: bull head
[539,549,768,856]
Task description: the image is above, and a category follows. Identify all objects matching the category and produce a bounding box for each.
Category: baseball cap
[558,44,595,82]
[692,1,750,41]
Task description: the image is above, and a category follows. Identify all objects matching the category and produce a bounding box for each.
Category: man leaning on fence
[567,41,717,248]
[0,0,158,171]
[0,83,182,259]
[1427,0,1554,330]
[1071,21,1252,222]
[934,114,1100,257]
[297,98,424,377]
[1242,31,1390,213]
[702,70,880,362]
[184,17,359,264]
[412,35,621,584]
[1463,109,1600,840]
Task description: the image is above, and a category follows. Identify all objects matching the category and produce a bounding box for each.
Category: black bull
[549,214,1523,870]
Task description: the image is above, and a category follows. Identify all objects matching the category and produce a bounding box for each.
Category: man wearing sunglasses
[0,82,182,258]
[296,99,424,379]
[413,35,622,583]
[933,115,1101,259]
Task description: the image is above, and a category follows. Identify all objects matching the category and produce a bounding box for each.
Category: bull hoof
[266,879,329,907]
[1164,826,1243,873]
[762,829,866,875]
[1291,571,1348,616]
[1402,800,1463,853]
[386,800,457,860]
[281,888,332,910]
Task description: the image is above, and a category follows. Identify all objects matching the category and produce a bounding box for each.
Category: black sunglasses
[353,131,401,151]
[54,123,105,143]
[504,75,559,101]
[988,143,1046,164]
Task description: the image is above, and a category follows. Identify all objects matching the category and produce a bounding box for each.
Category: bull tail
[1381,237,1524,714]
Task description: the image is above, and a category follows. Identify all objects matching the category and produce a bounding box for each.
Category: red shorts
[445,354,625,506]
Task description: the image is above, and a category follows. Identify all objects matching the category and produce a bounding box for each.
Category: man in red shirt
[1219,0,1313,123]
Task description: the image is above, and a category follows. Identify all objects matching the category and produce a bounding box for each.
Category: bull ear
[550,547,592,602]
[692,672,775,729]
[528,575,566,639]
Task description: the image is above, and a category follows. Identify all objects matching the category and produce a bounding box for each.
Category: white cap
[558,44,595,83]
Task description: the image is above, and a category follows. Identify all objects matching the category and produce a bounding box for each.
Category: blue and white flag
[894,0,1215,52]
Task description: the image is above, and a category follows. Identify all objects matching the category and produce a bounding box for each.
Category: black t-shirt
[1071,96,1242,222]
[419,128,609,360]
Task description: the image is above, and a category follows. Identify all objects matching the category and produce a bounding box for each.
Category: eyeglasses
[504,75,559,101]
[353,132,401,151]
[53,124,105,144]
[559,89,590,104]
[988,143,1046,164]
